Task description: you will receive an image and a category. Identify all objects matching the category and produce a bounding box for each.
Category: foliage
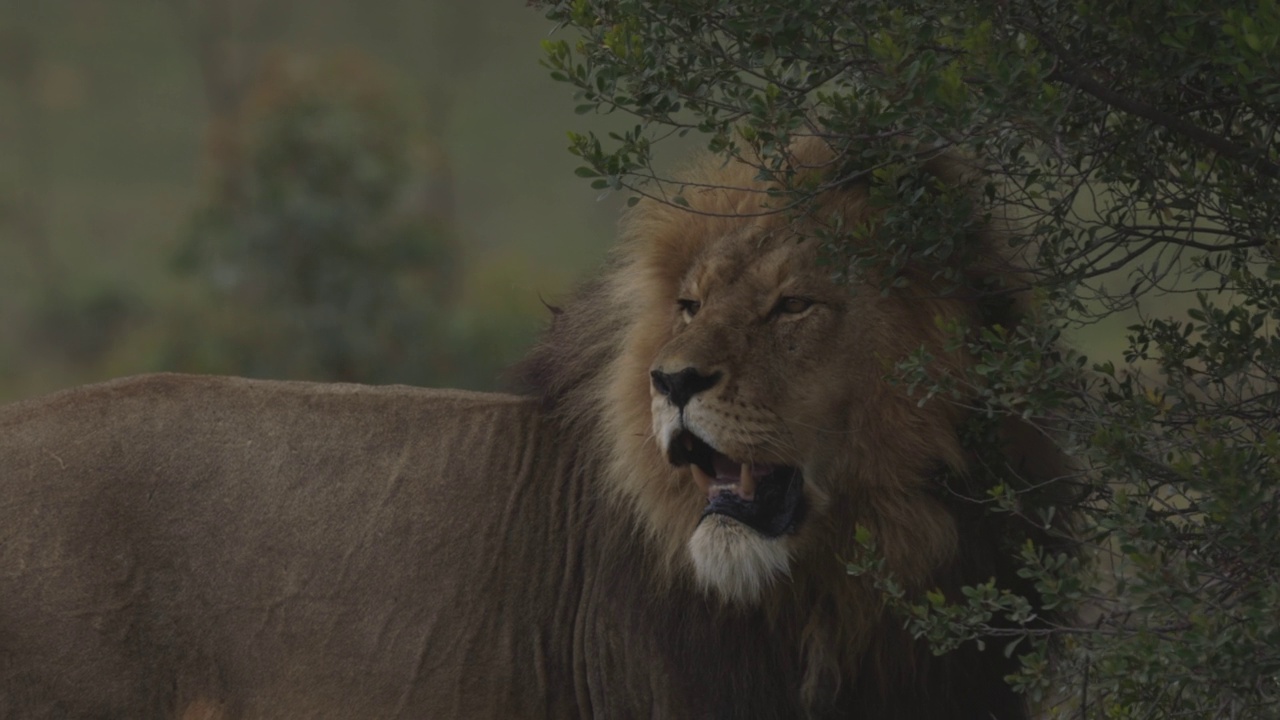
[0,1,618,402]
[170,53,462,385]
[539,0,1280,716]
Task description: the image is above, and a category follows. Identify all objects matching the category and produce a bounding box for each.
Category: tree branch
[1022,24,1280,182]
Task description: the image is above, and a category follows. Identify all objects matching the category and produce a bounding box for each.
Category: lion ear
[537,293,564,317]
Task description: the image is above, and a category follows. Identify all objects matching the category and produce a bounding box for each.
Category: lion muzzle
[668,429,806,539]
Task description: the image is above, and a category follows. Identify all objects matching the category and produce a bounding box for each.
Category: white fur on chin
[688,515,791,605]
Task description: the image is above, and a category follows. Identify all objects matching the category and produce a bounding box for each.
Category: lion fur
[0,142,1065,718]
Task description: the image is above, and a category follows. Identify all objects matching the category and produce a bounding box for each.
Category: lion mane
[520,140,1068,716]
[0,141,1066,719]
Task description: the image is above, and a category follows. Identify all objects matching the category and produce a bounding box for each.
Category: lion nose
[650,367,721,409]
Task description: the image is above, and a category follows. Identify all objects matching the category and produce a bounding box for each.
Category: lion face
[649,236,853,598]
[603,203,971,607]
[599,155,975,607]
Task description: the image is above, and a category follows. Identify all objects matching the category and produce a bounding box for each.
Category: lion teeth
[709,483,738,500]
[739,462,756,501]
[691,463,713,497]
[690,455,761,502]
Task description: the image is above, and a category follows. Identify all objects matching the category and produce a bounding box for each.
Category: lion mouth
[669,431,806,538]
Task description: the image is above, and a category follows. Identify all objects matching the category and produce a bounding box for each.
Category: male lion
[0,142,1065,718]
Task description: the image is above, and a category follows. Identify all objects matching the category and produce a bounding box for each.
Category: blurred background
[0,0,626,401]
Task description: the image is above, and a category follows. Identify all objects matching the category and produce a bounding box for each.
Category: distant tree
[169,0,293,201]
[170,52,460,385]
[538,0,1280,716]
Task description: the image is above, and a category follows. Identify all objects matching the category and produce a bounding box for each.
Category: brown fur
[519,140,1066,716]
[0,143,1063,718]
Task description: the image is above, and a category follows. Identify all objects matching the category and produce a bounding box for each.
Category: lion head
[522,141,1043,616]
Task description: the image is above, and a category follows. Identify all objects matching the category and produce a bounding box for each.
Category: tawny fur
[520,139,1067,714]
[0,140,1066,719]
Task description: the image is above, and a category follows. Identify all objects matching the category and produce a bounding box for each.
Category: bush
[537,0,1280,715]
[171,52,459,385]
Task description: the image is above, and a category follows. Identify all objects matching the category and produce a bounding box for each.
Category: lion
[0,141,1066,719]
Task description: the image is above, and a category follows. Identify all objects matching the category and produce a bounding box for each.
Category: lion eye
[677,298,702,318]
[774,296,813,315]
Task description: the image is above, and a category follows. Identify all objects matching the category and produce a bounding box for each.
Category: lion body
[0,144,1064,718]
[0,374,809,718]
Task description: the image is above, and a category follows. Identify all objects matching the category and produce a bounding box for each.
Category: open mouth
[668,430,806,538]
